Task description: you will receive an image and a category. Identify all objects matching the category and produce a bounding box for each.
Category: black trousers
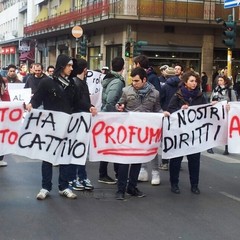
[117,163,141,193]
[170,152,200,186]
[99,161,119,178]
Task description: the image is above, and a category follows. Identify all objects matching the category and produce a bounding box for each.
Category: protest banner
[89,112,164,164]
[1,102,237,164]
[8,88,31,103]
[0,101,24,155]
[228,102,240,153]
[162,101,228,158]
[16,109,92,165]
[86,70,104,111]
[7,83,31,104]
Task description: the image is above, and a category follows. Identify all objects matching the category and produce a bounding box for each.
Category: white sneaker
[36,188,49,200]
[59,188,77,199]
[138,167,148,182]
[0,161,7,167]
[151,170,160,185]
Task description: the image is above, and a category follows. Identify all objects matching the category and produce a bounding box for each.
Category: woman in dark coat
[167,71,207,195]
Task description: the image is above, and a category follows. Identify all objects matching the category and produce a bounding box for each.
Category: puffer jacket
[118,83,161,112]
[101,71,125,112]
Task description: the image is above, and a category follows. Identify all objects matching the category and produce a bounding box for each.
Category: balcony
[24,0,235,36]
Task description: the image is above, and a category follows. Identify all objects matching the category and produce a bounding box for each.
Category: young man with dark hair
[115,67,169,200]
[26,54,94,200]
[46,65,55,78]
[133,55,161,185]
[68,58,97,191]
[3,64,21,83]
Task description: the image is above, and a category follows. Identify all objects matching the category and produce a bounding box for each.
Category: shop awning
[19,51,35,61]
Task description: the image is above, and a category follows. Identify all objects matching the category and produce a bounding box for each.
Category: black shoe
[126,187,145,198]
[191,186,200,194]
[171,184,180,194]
[116,191,125,200]
[98,175,116,184]
[223,151,229,155]
[207,148,214,154]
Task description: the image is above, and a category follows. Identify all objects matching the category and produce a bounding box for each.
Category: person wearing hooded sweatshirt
[98,57,125,184]
[26,54,95,200]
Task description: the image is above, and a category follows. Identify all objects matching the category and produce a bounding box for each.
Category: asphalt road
[0,148,240,240]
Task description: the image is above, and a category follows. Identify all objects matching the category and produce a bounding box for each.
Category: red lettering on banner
[0,108,9,121]
[229,115,240,138]
[105,125,115,144]
[9,109,22,121]
[0,108,23,122]
[92,121,162,156]
[0,129,18,144]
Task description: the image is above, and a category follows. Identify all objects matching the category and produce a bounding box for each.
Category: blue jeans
[41,161,70,191]
[67,164,88,181]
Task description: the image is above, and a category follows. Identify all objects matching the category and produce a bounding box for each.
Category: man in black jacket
[26,54,93,200]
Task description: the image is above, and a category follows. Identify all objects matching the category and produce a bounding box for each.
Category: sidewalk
[202,146,240,163]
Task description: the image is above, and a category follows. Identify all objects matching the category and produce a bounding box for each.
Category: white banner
[228,102,240,153]
[0,101,25,155]
[1,102,239,164]
[16,109,91,165]
[9,88,31,103]
[89,112,164,164]
[162,101,228,158]
[86,70,104,111]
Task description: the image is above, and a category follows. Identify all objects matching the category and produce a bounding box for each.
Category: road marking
[220,192,240,202]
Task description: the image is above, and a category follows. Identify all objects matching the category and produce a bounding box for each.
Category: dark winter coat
[146,67,161,92]
[160,76,181,110]
[167,88,207,114]
[30,76,87,114]
[73,76,92,112]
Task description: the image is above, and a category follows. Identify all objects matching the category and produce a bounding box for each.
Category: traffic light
[125,41,131,57]
[222,15,236,49]
[80,37,87,57]
[133,41,148,57]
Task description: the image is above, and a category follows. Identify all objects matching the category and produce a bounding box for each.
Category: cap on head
[165,67,175,76]
[160,65,169,71]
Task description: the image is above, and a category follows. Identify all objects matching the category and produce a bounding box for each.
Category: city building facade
[0,0,239,84]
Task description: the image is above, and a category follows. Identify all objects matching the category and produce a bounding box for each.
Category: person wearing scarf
[208,75,237,155]
[26,54,94,200]
[167,71,207,195]
[115,67,168,200]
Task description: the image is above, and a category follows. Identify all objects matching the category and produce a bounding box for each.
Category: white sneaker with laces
[151,170,161,185]
[138,167,148,182]
[59,188,77,199]
[36,188,49,200]
[0,161,7,167]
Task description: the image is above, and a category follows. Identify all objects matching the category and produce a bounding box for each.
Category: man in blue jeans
[26,54,94,200]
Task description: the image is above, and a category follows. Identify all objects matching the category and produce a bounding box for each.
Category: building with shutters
[0,0,239,84]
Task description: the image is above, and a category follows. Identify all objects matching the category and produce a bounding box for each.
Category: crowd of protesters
[0,54,238,201]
